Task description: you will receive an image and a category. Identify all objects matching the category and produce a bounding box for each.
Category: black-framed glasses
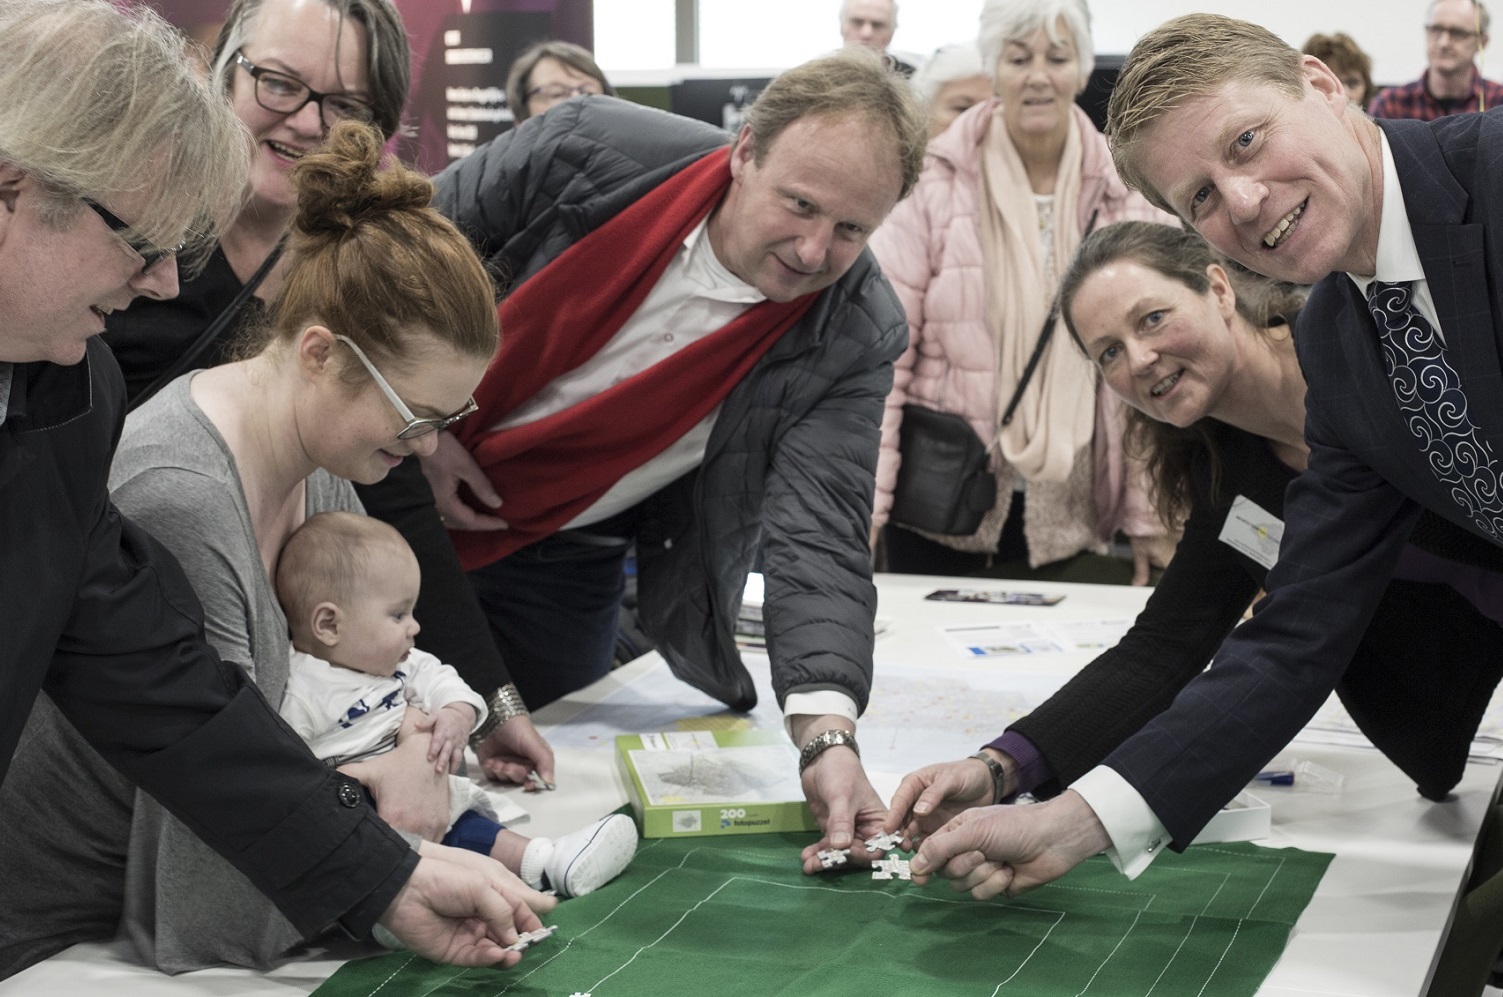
[525,82,603,103]
[81,197,182,274]
[333,335,478,440]
[234,52,374,128]
[1426,23,1479,42]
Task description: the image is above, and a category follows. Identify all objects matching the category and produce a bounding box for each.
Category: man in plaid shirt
[1369,0,1503,119]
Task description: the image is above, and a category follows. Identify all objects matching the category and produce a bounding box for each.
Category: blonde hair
[0,0,248,268]
[979,0,1095,90]
[1107,15,1304,215]
[275,511,409,640]
[247,121,498,377]
[743,48,928,200]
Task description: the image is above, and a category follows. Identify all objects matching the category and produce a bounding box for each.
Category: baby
[274,511,636,899]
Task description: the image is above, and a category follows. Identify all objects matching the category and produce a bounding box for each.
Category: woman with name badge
[886,221,1503,845]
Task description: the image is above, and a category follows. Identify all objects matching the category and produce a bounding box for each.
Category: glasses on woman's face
[333,335,479,440]
[80,197,182,275]
[525,81,603,106]
[234,51,374,128]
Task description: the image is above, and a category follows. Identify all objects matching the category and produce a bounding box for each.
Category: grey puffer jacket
[432,97,907,713]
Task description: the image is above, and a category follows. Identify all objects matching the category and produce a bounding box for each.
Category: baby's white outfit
[279,646,494,827]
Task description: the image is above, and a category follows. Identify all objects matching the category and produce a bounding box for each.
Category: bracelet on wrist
[798,729,859,775]
[469,683,529,747]
[970,750,1008,805]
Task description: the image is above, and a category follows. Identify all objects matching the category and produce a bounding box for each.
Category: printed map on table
[314,831,1332,997]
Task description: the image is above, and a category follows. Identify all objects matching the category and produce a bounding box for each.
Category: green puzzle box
[615,729,820,838]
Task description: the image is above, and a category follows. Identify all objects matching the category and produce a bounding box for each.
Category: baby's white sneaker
[520,813,637,898]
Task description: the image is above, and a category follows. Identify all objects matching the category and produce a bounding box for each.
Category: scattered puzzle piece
[816,848,850,869]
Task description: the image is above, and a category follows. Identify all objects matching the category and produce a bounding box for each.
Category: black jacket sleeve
[1007,429,1272,794]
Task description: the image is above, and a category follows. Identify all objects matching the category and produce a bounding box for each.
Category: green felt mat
[314,833,1332,996]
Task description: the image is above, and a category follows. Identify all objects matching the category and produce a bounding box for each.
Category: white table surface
[3,573,1497,996]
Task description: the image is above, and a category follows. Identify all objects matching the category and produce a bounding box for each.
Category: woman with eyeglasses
[504,40,613,125]
[102,0,556,801]
[80,120,554,971]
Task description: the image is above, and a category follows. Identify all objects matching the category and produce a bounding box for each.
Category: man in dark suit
[902,13,1503,898]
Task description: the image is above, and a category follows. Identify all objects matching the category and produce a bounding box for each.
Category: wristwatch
[469,683,529,748]
[970,750,1008,805]
[798,729,859,775]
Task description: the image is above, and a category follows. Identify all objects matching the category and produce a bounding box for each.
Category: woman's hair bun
[290,120,433,238]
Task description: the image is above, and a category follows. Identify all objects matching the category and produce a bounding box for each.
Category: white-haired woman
[870,0,1178,583]
[911,42,991,138]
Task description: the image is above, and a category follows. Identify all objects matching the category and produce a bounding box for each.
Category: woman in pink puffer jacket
[871,0,1178,580]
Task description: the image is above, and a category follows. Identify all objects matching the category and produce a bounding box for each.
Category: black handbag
[889,404,997,536]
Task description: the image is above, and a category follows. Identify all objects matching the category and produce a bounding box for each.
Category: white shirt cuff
[1071,765,1172,880]
[782,691,860,739]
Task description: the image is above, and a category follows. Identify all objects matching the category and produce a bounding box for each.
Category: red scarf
[448,149,817,570]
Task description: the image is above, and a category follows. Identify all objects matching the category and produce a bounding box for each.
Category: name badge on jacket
[1219,495,1283,569]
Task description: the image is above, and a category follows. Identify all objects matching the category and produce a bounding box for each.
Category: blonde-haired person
[505,40,613,125]
[0,0,538,981]
[1302,31,1375,108]
[903,13,1503,926]
[886,221,1502,894]
[869,0,1177,584]
[103,0,557,797]
[1,120,554,974]
[911,42,991,138]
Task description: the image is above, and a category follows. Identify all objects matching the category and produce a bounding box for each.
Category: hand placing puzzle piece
[816,847,850,869]
[504,924,558,953]
[864,831,904,854]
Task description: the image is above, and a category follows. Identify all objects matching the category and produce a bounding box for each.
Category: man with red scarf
[380,50,927,868]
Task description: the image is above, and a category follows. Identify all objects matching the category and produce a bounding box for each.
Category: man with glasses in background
[1369,0,1503,118]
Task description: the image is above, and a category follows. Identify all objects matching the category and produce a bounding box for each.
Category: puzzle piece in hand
[864,831,904,854]
[871,857,912,882]
[504,924,558,952]
[817,847,850,869]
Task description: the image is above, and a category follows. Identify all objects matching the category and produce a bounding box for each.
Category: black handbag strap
[128,238,286,413]
[1000,208,1100,428]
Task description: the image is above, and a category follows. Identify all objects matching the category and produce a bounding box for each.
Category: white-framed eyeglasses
[333,334,478,440]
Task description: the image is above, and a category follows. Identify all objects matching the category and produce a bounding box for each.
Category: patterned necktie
[1367,280,1503,540]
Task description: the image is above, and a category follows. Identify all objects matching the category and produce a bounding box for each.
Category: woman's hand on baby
[423,703,478,774]
[420,431,507,531]
[347,724,452,841]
